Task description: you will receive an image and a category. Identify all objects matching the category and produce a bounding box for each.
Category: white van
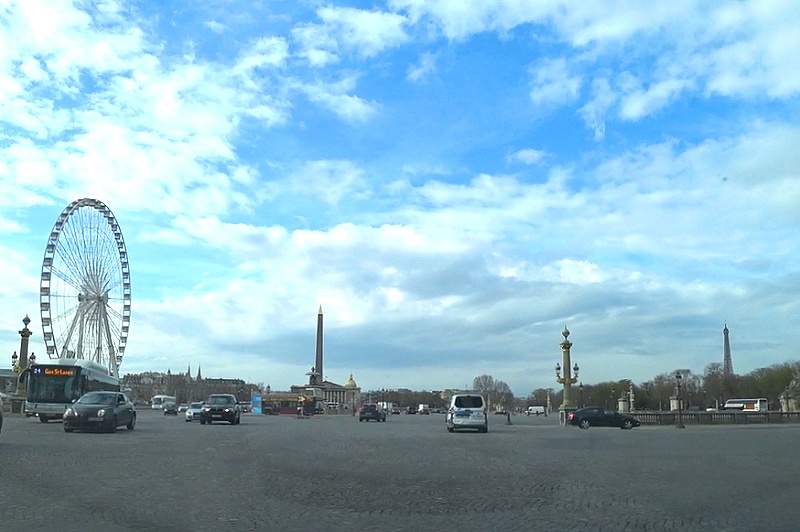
[446,394,488,433]
[527,405,546,416]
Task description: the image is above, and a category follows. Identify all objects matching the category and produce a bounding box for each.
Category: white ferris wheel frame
[39,198,131,378]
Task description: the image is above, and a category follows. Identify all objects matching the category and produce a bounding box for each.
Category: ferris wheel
[39,198,131,378]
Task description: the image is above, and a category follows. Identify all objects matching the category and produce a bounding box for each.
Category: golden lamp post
[555,326,580,426]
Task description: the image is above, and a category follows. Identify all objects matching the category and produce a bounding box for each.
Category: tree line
[527,360,800,411]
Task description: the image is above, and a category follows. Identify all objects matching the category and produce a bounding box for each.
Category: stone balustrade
[632,410,800,425]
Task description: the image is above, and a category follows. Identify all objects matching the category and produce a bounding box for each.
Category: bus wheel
[39,415,49,423]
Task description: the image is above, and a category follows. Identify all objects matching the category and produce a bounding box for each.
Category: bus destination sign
[34,367,77,377]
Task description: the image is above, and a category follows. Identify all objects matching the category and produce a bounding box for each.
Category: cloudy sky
[1,1,799,396]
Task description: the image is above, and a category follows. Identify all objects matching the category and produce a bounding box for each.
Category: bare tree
[472,374,514,411]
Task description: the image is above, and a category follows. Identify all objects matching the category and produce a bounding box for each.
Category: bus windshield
[27,371,80,403]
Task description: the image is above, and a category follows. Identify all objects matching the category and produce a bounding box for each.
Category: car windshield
[454,396,483,408]
[77,392,117,405]
[209,396,234,405]
[190,402,203,409]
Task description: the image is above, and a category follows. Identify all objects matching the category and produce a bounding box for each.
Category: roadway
[1,409,798,531]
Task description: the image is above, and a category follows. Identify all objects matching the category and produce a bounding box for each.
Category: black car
[63,391,136,433]
[200,394,241,425]
[567,407,641,430]
[359,403,386,422]
[163,402,179,415]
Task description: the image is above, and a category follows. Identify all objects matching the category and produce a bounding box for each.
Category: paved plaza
[1,410,798,532]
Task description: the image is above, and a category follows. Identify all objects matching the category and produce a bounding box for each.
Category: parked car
[391,407,401,415]
[200,394,241,425]
[178,403,189,412]
[184,401,204,422]
[163,402,179,415]
[446,393,488,433]
[567,407,641,430]
[406,406,417,415]
[63,391,136,433]
[359,403,386,422]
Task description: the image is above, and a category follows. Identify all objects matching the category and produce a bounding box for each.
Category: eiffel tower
[722,322,734,375]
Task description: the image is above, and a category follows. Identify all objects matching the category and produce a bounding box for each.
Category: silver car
[446,394,488,433]
[184,401,204,422]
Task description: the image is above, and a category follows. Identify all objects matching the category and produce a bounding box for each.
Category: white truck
[526,405,546,416]
[418,403,430,414]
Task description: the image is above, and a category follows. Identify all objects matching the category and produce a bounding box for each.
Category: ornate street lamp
[555,327,579,425]
[675,372,686,429]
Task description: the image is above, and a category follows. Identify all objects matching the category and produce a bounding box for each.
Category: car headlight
[64,408,75,417]
[202,407,210,412]
[97,409,106,417]
[224,408,231,413]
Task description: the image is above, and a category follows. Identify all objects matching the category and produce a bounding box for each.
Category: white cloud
[300,77,380,122]
[578,78,616,140]
[204,20,228,34]
[234,37,289,73]
[507,148,546,165]
[316,6,410,58]
[289,160,371,205]
[292,6,410,65]
[407,51,437,82]
[620,78,694,121]
[529,58,582,107]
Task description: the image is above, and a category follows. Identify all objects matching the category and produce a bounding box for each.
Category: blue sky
[1,1,799,395]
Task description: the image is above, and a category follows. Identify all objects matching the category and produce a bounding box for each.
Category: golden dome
[345,373,357,388]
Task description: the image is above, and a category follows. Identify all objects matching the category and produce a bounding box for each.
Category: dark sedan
[63,391,136,433]
[200,394,241,425]
[359,403,386,422]
[567,407,641,430]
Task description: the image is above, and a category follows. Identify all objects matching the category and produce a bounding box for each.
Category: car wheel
[185,418,190,422]
[236,413,241,424]
[200,419,205,425]
[622,419,634,430]
[127,414,136,431]
[39,415,49,423]
[64,426,74,433]
[578,419,590,429]
[447,425,454,433]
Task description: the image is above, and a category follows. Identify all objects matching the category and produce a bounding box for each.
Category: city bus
[150,395,177,409]
[722,398,769,412]
[21,358,120,422]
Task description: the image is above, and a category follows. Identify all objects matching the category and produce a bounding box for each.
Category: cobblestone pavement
[1,411,798,532]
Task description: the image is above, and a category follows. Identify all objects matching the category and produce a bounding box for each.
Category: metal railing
[632,411,800,425]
